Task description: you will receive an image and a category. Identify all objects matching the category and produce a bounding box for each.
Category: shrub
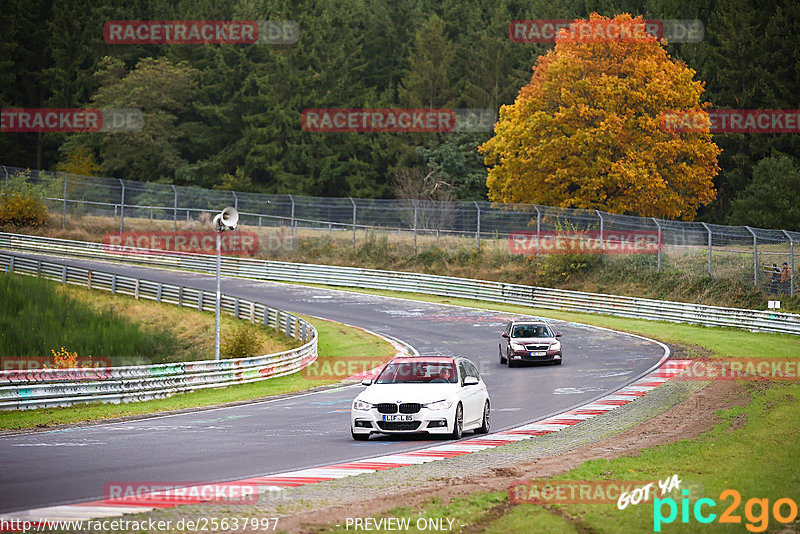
[0,170,49,228]
[221,321,262,359]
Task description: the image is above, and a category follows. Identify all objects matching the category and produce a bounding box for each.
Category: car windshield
[511,324,552,338]
[375,361,458,384]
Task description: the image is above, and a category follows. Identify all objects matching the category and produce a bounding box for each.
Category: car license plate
[530,351,547,357]
[383,415,413,422]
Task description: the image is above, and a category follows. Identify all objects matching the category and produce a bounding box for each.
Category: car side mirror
[555,332,562,338]
[463,376,479,386]
[501,333,509,339]
[361,379,372,386]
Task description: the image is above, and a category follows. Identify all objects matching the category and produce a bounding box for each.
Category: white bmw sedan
[350,356,490,440]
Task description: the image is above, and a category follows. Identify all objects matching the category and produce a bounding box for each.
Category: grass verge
[0,315,396,432]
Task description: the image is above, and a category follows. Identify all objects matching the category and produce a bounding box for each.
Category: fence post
[745,226,758,286]
[350,197,357,249]
[701,222,712,278]
[596,210,604,253]
[474,201,481,252]
[652,217,662,271]
[289,194,295,250]
[782,230,795,297]
[171,185,177,231]
[62,172,67,229]
[118,179,125,232]
[534,205,541,255]
[411,199,418,254]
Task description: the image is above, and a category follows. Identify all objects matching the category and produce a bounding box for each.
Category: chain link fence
[1,164,796,296]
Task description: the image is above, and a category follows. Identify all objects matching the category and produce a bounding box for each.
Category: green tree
[727,154,800,231]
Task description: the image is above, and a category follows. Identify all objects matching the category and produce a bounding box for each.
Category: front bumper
[350,405,456,436]
[509,348,562,362]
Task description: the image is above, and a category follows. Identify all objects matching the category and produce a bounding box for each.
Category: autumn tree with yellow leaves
[479,13,720,220]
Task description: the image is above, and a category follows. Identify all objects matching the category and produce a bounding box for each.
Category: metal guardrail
[2,232,799,336]
[0,251,318,410]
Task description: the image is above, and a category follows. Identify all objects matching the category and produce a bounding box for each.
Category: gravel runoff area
[84,366,713,534]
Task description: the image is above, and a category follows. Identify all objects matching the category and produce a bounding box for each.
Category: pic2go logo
[654,489,798,532]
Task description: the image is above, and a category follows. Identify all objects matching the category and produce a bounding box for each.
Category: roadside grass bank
[0,303,396,431]
[12,214,799,313]
[298,290,799,533]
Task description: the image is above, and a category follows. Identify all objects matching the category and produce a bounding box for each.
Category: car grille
[377,421,421,431]
[399,403,421,414]
[525,344,550,351]
[376,403,398,414]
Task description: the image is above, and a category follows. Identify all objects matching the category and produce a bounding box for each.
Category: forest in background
[2,0,800,228]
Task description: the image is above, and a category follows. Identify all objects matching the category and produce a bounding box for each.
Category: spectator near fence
[771,264,781,295]
[781,262,792,295]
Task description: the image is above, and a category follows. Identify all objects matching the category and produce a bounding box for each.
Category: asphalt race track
[0,253,666,513]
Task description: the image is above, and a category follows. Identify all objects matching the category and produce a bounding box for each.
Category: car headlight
[550,341,561,351]
[424,399,454,410]
[352,400,373,411]
[510,342,526,350]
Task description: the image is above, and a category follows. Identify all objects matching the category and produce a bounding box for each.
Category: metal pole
[62,172,67,229]
[171,185,177,231]
[411,199,418,254]
[289,194,295,250]
[745,226,757,286]
[350,197,356,249]
[474,201,481,252]
[534,205,541,255]
[783,230,795,297]
[215,231,221,361]
[596,210,604,253]
[118,179,125,232]
[701,222,712,278]
[652,217,662,271]
[232,191,238,210]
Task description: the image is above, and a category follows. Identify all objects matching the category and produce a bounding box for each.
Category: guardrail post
[118,179,125,232]
[87,269,92,289]
[411,199,418,254]
[178,286,183,307]
[782,230,794,296]
[534,205,541,255]
[250,301,255,322]
[61,265,67,284]
[289,194,295,250]
[474,201,481,252]
[350,197,357,249]
[652,218,662,271]
[37,260,41,277]
[171,185,177,231]
[111,274,117,294]
[156,281,162,302]
[263,307,270,326]
[286,316,293,338]
[596,210,604,253]
[745,226,757,286]
[701,222,712,278]
[198,290,203,310]
[9,256,14,272]
[135,279,140,300]
[62,172,67,229]
[234,297,240,319]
